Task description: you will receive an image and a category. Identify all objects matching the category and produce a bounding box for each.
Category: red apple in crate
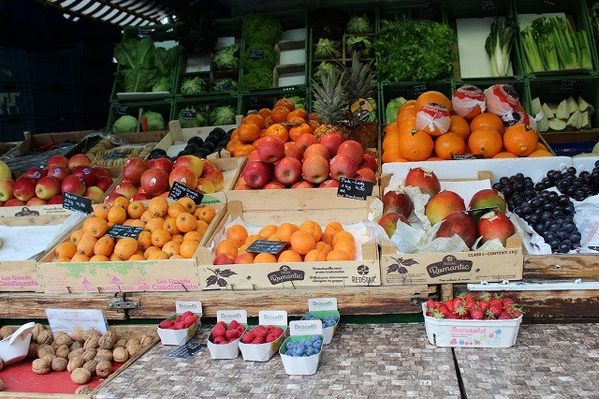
[95,175,113,192]
[404,167,441,197]
[0,179,15,202]
[71,165,96,187]
[436,212,477,248]
[113,181,138,199]
[196,178,215,193]
[425,190,466,226]
[477,211,515,246]
[291,180,314,189]
[4,198,25,206]
[26,197,47,206]
[23,168,46,183]
[302,155,329,184]
[61,175,86,196]
[242,161,272,189]
[257,135,285,164]
[123,157,148,186]
[103,192,127,204]
[13,177,37,202]
[274,156,302,186]
[147,157,174,175]
[295,133,319,152]
[247,150,260,163]
[303,143,330,161]
[234,252,254,264]
[319,133,344,156]
[174,155,203,177]
[235,176,252,190]
[140,168,169,196]
[84,186,105,203]
[67,153,92,171]
[319,179,339,188]
[329,154,359,181]
[468,188,507,222]
[337,140,364,164]
[213,253,234,265]
[133,192,152,201]
[382,190,413,218]
[264,180,286,189]
[360,153,377,172]
[35,175,62,200]
[200,160,224,192]
[355,167,376,184]
[46,155,68,169]
[284,141,303,161]
[48,195,63,205]
[92,167,111,180]
[169,166,198,189]
[46,165,70,181]
[378,212,410,238]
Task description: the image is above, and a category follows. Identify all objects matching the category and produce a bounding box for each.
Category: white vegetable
[548,118,567,131]
[581,111,590,129]
[566,96,578,115]
[566,110,582,130]
[536,113,549,132]
[556,100,569,120]
[531,97,542,115]
[541,103,554,119]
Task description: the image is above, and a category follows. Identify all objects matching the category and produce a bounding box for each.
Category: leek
[485,17,515,77]
[520,27,545,72]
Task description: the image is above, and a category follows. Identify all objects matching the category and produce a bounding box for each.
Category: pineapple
[345,51,378,149]
[311,64,351,139]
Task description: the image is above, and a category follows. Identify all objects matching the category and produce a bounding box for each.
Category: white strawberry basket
[422,303,522,348]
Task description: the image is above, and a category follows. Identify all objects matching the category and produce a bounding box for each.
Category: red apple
[477,211,516,246]
[48,195,63,205]
[319,133,344,156]
[4,198,25,207]
[436,212,477,248]
[200,161,224,192]
[71,165,97,187]
[468,188,507,223]
[46,165,70,180]
[234,253,254,264]
[196,178,215,193]
[140,168,170,196]
[67,153,92,171]
[284,141,303,161]
[103,192,127,204]
[46,155,68,169]
[247,150,260,163]
[302,155,329,184]
[174,155,203,177]
[92,167,111,180]
[425,190,466,225]
[213,253,235,265]
[84,186,105,203]
[360,153,377,172]
[13,176,37,202]
[303,143,331,161]
[242,161,272,189]
[274,156,302,186]
[23,168,47,183]
[257,135,285,164]
[123,157,149,186]
[147,158,174,175]
[35,175,62,200]
[378,213,411,238]
[319,179,339,188]
[382,190,413,218]
[295,133,319,152]
[0,179,15,202]
[113,181,138,199]
[355,167,376,183]
[337,140,364,164]
[26,197,47,206]
[95,175,114,192]
[263,180,286,189]
[61,175,86,196]
[132,192,153,201]
[291,180,315,189]
[235,176,253,190]
[329,154,359,181]
[404,167,441,197]
[169,166,198,189]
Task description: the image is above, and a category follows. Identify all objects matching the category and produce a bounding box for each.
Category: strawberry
[242,332,255,343]
[504,304,523,318]
[502,297,515,307]
[211,324,226,339]
[468,306,484,320]
[452,297,463,310]
[426,299,436,309]
[437,304,450,318]
[478,300,490,313]
[225,330,238,341]
[159,320,174,329]
[444,299,454,313]
[488,301,503,318]
[229,320,240,329]
[498,311,511,319]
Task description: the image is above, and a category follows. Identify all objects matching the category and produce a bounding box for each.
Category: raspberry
[235,325,245,336]
[173,321,186,330]
[219,340,230,345]
[253,325,267,335]
[213,336,225,344]
[159,320,174,329]
[272,327,284,337]
[229,320,240,329]
[216,321,226,329]
[266,325,275,333]
[225,330,237,341]
[183,311,194,318]
[252,336,265,344]
[211,325,226,338]
[241,332,255,343]
[265,333,278,343]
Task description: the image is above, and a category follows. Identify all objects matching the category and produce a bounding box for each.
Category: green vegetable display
[152,76,172,92]
[314,61,335,83]
[287,96,306,110]
[374,19,456,81]
[213,44,240,70]
[239,67,273,91]
[347,14,373,34]
[209,105,236,125]
[240,45,277,71]
[180,76,208,95]
[485,17,515,77]
[385,97,407,124]
[112,115,138,134]
[346,35,373,59]
[243,14,283,46]
[178,107,208,128]
[314,38,341,60]
[143,110,166,131]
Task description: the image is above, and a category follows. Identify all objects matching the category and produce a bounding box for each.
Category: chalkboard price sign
[180,110,196,119]
[413,83,428,96]
[62,192,93,214]
[168,181,204,204]
[114,104,129,116]
[105,224,143,239]
[351,40,366,52]
[337,177,373,201]
[246,240,287,254]
[249,49,264,59]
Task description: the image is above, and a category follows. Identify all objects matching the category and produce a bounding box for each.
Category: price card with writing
[246,239,286,254]
[62,192,93,214]
[249,49,264,59]
[166,342,206,359]
[106,224,143,239]
[114,104,129,116]
[452,154,483,160]
[337,177,373,201]
[168,181,204,204]
[413,83,428,96]
[46,309,108,335]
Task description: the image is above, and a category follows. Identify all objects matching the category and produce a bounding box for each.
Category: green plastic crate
[171,95,240,128]
[107,99,172,134]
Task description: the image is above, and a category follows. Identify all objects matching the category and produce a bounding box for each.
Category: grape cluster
[284,335,322,357]
[303,313,339,328]
[492,172,536,211]
[534,163,599,202]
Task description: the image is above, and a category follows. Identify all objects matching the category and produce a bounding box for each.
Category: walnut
[56,344,70,359]
[82,359,98,376]
[112,346,128,363]
[51,340,60,350]
[81,349,96,362]
[37,344,55,358]
[95,348,113,362]
[0,326,14,339]
[71,326,85,342]
[71,341,84,351]
[0,358,3,371]
[95,359,113,378]
[71,368,91,385]
[0,378,4,390]
[98,331,116,350]
[36,329,53,345]
[27,342,39,359]
[67,356,85,372]
[42,354,56,364]
[75,385,93,395]
[115,338,127,347]
[51,357,68,372]
[84,328,101,341]
[125,339,141,357]
[83,335,99,350]
[139,334,154,348]
[32,358,51,374]
[68,348,85,359]
[54,331,73,347]
[31,323,45,342]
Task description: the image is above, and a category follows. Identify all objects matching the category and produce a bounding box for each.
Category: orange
[147,250,169,260]
[112,196,130,210]
[299,220,322,242]
[94,203,111,220]
[195,220,209,235]
[226,138,243,154]
[382,131,400,152]
[162,241,181,257]
[226,224,248,247]
[397,117,418,139]
[175,212,198,233]
[270,106,290,123]
[163,217,180,235]
[334,241,356,259]
[167,202,186,219]
[93,236,115,257]
[304,249,326,262]
[399,99,417,112]
[145,217,165,233]
[128,254,145,261]
[332,230,355,246]
[324,221,344,237]
[55,241,77,259]
[398,129,434,161]
[89,254,109,262]
[433,132,466,160]
[287,115,307,125]
[503,124,539,156]
[127,201,146,219]
[287,108,308,122]
[290,229,316,255]
[76,236,97,257]
[493,151,518,158]
[470,112,505,136]
[148,196,169,218]
[243,113,265,129]
[396,105,416,125]
[216,239,238,258]
[177,197,197,214]
[143,246,161,259]
[315,241,333,255]
[107,206,127,225]
[275,98,295,112]
[259,225,278,239]
[528,149,552,157]
[180,240,200,258]
[258,108,271,119]
[254,252,278,263]
[129,219,145,228]
[415,91,452,113]
[195,206,216,224]
[183,231,203,242]
[468,127,503,158]
[426,156,444,161]
[244,234,261,245]
[536,142,549,151]
[278,249,303,262]
[233,144,256,157]
[171,234,184,243]
[113,237,138,260]
[69,229,85,245]
[268,233,282,242]
[448,114,471,141]
[151,229,171,248]
[265,123,289,142]
[320,232,333,245]
[289,123,313,141]
[326,249,353,261]
[140,210,153,223]
[71,254,90,262]
[83,217,109,238]
[238,123,261,142]
[276,223,299,243]
[137,230,153,251]
[382,146,407,163]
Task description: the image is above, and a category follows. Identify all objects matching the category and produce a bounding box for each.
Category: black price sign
[137,27,154,38]
[218,79,233,92]
[481,0,497,11]
[413,83,428,96]
[452,154,484,160]
[180,110,197,119]
[337,177,373,201]
[166,342,205,359]
[62,192,93,214]
[246,240,286,254]
[114,104,129,116]
[351,40,366,52]
[106,224,143,239]
[168,181,204,204]
[248,49,264,59]
[560,79,576,92]
[249,96,261,108]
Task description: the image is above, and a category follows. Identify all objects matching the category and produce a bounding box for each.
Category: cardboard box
[157,301,202,346]
[36,202,226,293]
[422,303,522,348]
[238,310,287,362]
[198,196,380,290]
[207,309,247,359]
[279,320,323,375]
[300,297,340,345]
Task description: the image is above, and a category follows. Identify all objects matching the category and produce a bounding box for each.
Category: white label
[259,310,287,327]
[289,320,323,336]
[216,309,247,325]
[176,301,202,315]
[308,297,338,312]
[46,309,108,335]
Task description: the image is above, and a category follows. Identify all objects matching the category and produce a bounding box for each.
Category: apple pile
[379,167,516,248]
[237,135,377,190]
[0,154,114,207]
[105,154,224,204]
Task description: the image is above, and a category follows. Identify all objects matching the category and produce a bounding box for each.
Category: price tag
[106,224,143,239]
[62,192,93,214]
[138,27,154,38]
[337,177,373,201]
[560,79,576,92]
[481,0,497,11]
[102,152,129,160]
[246,239,286,254]
[350,40,366,52]
[114,104,129,116]
[248,49,264,59]
[180,109,196,119]
[452,154,484,160]
[166,342,205,359]
[249,96,261,108]
[417,1,432,10]
[217,79,233,92]
[413,83,428,96]
[168,181,204,204]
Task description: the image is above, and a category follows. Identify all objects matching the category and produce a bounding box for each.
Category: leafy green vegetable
[314,38,341,60]
[180,76,208,95]
[209,105,236,125]
[520,26,545,72]
[243,14,283,46]
[287,96,306,110]
[152,76,172,92]
[153,46,182,76]
[385,97,406,124]
[213,44,240,70]
[114,38,155,70]
[142,110,166,131]
[240,45,277,70]
[238,67,273,91]
[112,115,138,134]
[314,61,335,83]
[485,17,515,77]
[375,18,456,81]
[346,35,374,59]
[176,15,216,55]
[178,107,207,128]
[347,14,373,34]
[123,68,157,93]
